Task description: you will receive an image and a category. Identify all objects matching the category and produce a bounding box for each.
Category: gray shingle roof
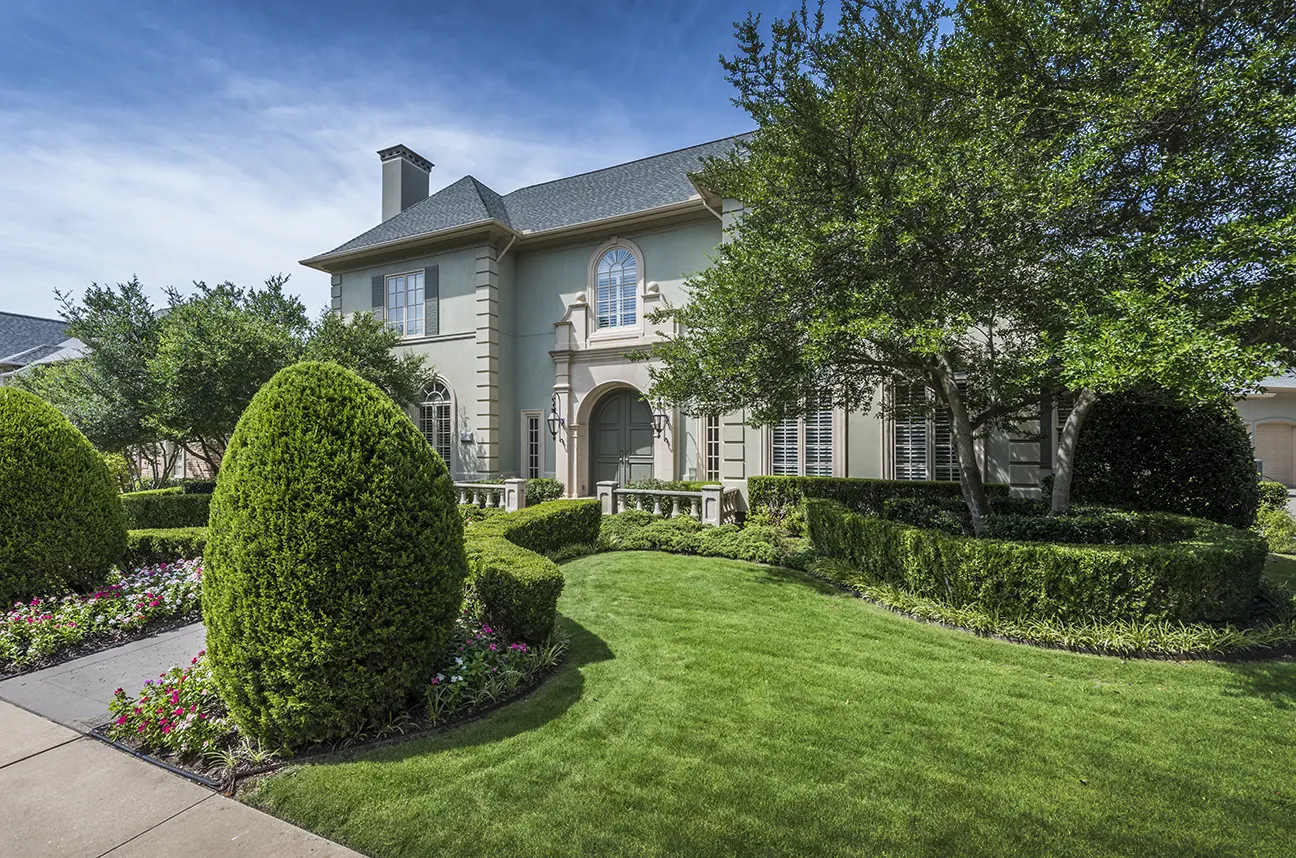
[1260,372,1296,390]
[316,134,748,259]
[0,312,66,362]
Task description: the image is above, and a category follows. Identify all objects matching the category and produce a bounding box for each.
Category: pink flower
[116,715,128,725]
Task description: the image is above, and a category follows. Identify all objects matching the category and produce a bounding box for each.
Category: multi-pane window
[387,270,425,337]
[524,413,542,479]
[419,381,452,467]
[595,248,637,329]
[893,381,960,481]
[703,414,721,481]
[771,397,834,476]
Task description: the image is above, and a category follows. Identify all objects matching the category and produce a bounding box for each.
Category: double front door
[591,390,655,486]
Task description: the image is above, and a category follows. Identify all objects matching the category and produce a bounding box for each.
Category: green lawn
[1265,553,1296,594]
[248,552,1296,858]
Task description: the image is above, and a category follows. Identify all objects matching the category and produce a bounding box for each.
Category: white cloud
[0,66,647,319]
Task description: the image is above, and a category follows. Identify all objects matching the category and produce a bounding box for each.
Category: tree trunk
[931,358,989,535]
[1050,387,1098,516]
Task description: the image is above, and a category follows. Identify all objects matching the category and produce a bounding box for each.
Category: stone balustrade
[596,482,741,527]
[454,478,526,513]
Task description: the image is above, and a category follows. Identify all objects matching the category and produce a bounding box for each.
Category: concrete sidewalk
[0,701,362,857]
[0,622,206,732]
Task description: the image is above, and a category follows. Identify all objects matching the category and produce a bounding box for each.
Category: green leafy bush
[1258,480,1289,512]
[1072,391,1260,527]
[120,489,211,529]
[123,527,208,566]
[525,478,565,505]
[806,499,1265,625]
[101,451,132,492]
[0,387,127,605]
[458,504,506,527]
[599,512,814,569]
[179,479,217,494]
[880,496,1197,544]
[465,500,599,643]
[1255,507,1296,554]
[202,361,468,748]
[748,475,1009,534]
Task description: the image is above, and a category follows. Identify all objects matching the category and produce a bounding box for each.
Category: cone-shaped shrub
[0,387,127,605]
[203,361,468,747]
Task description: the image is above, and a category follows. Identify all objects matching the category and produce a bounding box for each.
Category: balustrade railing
[454,478,526,513]
[597,482,742,526]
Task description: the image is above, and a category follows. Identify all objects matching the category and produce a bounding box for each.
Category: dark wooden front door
[591,390,655,486]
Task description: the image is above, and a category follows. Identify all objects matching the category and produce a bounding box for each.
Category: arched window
[595,247,638,329]
[419,381,453,467]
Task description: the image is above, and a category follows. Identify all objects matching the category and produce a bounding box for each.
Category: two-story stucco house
[302,136,1296,495]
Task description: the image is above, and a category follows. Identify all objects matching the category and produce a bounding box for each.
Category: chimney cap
[377,144,433,173]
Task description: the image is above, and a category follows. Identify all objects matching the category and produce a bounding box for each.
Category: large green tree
[23,276,433,477]
[647,0,1295,529]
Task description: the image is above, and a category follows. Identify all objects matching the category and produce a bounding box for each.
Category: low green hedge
[124,527,208,567]
[1256,507,1296,554]
[1259,480,1290,512]
[525,478,565,505]
[120,489,211,529]
[806,499,1265,625]
[464,500,600,643]
[748,476,1010,533]
[599,511,815,569]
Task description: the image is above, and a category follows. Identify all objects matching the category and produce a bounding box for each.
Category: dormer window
[595,247,638,329]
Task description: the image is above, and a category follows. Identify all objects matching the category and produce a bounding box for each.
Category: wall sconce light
[651,399,670,437]
[547,393,565,439]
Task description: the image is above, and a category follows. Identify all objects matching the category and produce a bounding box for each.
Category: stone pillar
[475,245,500,474]
[597,481,618,516]
[701,485,724,526]
[503,477,526,512]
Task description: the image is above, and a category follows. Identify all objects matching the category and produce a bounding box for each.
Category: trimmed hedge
[1072,392,1260,527]
[748,475,1010,533]
[124,527,208,567]
[600,511,815,569]
[1256,507,1296,554]
[203,362,468,748]
[525,478,565,506]
[1259,480,1290,512]
[120,489,211,529]
[465,500,600,644]
[0,387,127,605]
[806,499,1265,625]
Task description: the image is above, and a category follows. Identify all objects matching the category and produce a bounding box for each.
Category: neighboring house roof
[0,311,67,361]
[315,134,750,260]
[1259,372,1296,391]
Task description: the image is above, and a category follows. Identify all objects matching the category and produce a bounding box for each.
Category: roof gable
[0,312,67,360]
[312,134,749,261]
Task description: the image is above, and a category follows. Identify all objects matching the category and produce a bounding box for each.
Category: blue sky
[0,0,783,319]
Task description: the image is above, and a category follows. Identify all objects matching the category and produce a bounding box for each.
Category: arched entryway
[590,389,655,486]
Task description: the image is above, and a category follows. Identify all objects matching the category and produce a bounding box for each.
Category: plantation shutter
[371,275,385,319]
[893,382,928,480]
[424,265,439,336]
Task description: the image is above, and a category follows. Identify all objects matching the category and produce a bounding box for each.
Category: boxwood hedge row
[123,527,208,567]
[465,499,600,644]
[806,498,1265,625]
[749,475,1010,531]
[120,489,211,529]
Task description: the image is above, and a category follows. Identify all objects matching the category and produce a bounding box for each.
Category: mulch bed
[0,611,202,682]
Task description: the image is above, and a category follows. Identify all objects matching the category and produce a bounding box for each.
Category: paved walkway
[0,626,363,857]
[0,622,207,731]
[0,702,361,857]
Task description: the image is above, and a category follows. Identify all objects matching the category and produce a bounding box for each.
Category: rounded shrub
[1072,391,1260,528]
[0,387,127,605]
[202,361,468,748]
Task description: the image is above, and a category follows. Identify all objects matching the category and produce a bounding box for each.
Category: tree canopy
[647,0,1296,527]
[17,275,433,480]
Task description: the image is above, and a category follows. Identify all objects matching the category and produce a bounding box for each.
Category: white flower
[436,673,445,681]
[450,675,461,683]
[455,657,464,667]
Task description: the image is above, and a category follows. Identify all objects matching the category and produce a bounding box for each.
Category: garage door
[1256,423,1295,486]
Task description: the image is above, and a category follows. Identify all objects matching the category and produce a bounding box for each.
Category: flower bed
[102,612,567,786]
[0,559,202,677]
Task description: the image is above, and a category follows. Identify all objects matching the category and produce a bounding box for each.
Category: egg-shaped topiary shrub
[202,361,468,748]
[1071,390,1260,528]
[0,387,127,605]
